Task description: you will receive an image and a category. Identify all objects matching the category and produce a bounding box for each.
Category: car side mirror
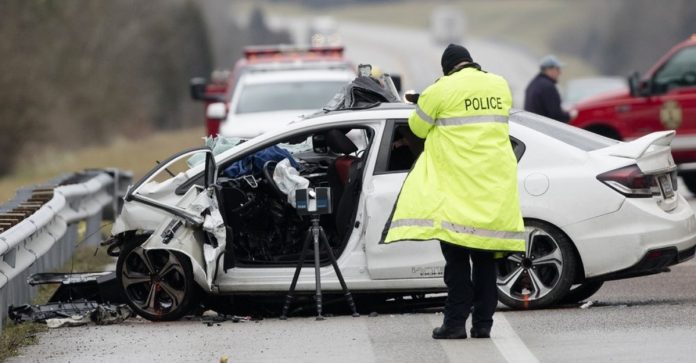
[190,77,225,102]
[206,102,227,120]
[628,72,650,97]
[190,77,209,101]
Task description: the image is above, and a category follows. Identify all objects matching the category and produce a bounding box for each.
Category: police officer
[383,44,525,339]
[524,54,570,122]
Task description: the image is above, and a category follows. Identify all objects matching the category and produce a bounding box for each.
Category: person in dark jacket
[524,55,570,123]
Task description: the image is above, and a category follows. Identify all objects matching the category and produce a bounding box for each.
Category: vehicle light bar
[243,45,344,61]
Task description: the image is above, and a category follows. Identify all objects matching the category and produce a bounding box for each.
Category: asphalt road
[8,252,696,363]
[7,184,696,363]
[268,18,538,107]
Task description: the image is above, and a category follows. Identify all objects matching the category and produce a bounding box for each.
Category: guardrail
[0,169,132,330]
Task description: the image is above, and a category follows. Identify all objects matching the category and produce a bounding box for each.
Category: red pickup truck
[571,36,696,192]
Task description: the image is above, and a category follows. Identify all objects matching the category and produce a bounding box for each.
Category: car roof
[301,103,526,124]
[239,69,356,85]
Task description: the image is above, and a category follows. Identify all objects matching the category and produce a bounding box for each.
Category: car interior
[209,126,373,269]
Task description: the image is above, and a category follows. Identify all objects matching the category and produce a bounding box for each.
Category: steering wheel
[262,160,286,200]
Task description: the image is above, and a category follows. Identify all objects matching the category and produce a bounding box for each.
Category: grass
[0,323,46,362]
[0,127,205,202]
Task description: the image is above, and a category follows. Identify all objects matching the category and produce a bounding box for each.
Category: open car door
[124,147,227,292]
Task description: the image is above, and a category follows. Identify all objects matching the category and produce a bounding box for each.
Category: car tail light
[597,164,655,198]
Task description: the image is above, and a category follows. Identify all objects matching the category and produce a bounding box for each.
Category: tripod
[280,215,359,320]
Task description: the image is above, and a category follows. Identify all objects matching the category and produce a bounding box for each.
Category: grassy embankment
[0,128,204,202]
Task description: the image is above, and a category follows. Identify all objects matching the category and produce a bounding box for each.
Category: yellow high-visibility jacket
[384,66,525,252]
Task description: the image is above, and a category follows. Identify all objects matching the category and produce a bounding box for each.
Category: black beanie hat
[441,43,473,75]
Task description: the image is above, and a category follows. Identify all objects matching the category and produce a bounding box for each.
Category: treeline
[0,1,290,176]
[553,0,696,75]
[0,0,213,175]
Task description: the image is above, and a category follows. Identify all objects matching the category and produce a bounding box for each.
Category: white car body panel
[113,106,696,295]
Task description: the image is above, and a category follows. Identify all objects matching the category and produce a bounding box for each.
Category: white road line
[429,312,539,363]
[493,312,540,363]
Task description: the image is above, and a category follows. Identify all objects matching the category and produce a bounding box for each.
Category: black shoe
[470,326,491,338]
[432,325,467,339]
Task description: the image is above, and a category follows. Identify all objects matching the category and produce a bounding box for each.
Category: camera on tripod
[294,187,332,216]
[281,186,359,320]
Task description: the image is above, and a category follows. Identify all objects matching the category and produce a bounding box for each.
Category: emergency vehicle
[570,36,696,192]
[190,45,353,137]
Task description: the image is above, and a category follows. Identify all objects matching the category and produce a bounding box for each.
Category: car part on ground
[561,281,605,304]
[8,301,132,328]
[28,272,125,304]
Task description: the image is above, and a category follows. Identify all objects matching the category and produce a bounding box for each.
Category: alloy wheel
[496,222,574,308]
[121,247,189,316]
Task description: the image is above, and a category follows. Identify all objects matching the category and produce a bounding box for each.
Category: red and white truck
[190,45,353,137]
[570,36,696,192]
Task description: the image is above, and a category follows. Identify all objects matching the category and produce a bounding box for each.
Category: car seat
[325,129,364,241]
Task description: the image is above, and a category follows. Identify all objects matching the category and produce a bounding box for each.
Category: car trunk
[592,131,678,211]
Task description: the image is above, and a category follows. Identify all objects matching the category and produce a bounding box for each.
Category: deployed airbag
[273,158,309,207]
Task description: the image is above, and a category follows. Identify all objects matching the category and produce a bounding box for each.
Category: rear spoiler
[607,131,675,159]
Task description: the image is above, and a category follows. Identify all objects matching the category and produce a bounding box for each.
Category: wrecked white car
[109,104,696,321]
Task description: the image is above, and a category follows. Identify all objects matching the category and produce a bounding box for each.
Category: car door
[363,119,527,280]
[363,119,445,280]
[651,45,696,148]
[125,148,227,291]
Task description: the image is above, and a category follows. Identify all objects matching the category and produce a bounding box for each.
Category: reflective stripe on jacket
[384,67,525,252]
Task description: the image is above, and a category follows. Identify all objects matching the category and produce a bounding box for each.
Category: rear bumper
[563,194,696,278]
[587,245,695,282]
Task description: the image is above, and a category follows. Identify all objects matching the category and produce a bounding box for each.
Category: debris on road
[580,300,596,309]
[201,311,252,326]
[8,301,132,328]
[27,272,124,304]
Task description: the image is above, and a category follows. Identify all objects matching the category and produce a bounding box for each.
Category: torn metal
[27,272,125,304]
[8,301,132,328]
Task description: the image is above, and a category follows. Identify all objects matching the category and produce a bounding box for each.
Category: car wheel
[496,220,577,309]
[116,234,199,321]
[560,281,604,304]
[680,171,696,196]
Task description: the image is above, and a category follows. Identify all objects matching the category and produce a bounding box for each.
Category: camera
[294,187,332,215]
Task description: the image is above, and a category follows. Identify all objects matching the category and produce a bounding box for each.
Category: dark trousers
[440,241,498,329]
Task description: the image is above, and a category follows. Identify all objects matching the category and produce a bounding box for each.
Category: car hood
[218,110,313,139]
[574,89,631,110]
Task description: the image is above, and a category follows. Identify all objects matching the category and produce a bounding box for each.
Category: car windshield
[513,111,618,151]
[235,81,347,114]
